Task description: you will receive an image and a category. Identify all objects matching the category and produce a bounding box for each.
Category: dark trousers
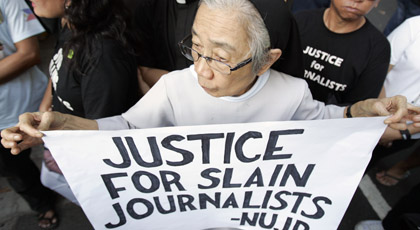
[0,141,53,213]
[366,139,419,172]
[383,183,420,230]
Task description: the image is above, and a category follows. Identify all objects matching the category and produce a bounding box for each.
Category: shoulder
[358,20,390,52]
[268,69,308,90]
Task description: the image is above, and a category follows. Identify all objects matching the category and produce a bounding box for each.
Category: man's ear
[257,48,282,76]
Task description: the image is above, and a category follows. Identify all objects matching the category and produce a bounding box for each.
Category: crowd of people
[1,0,420,229]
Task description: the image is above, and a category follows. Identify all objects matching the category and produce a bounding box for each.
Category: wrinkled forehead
[192,3,250,55]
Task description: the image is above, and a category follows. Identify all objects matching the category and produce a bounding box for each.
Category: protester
[135,0,304,92]
[134,0,200,89]
[2,0,419,160]
[30,0,140,204]
[0,0,57,228]
[370,16,420,186]
[383,0,420,36]
[294,0,390,105]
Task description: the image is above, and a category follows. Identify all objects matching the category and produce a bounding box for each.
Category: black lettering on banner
[126,137,163,167]
[222,193,239,208]
[101,173,128,199]
[223,168,242,188]
[259,213,277,229]
[261,190,273,209]
[235,131,262,162]
[291,192,311,214]
[161,135,194,166]
[239,212,277,229]
[154,196,176,214]
[199,192,221,209]
[127,198,154,219]
[187,133,225,164]
[159,170,185,192]
[198,168,221,189]
[131,171,160,193]
[268,164,284,186]
[244,167,264,187]
[177,194,197,212]
[301,196,332,219]
[224,132,235,164]
[280,164,315,187]
[293,220,309,230]
[271,191,291,210]
[264,129,304,161]
[243,191,260,208]
[105,203,126,228]
[103,137,131,168]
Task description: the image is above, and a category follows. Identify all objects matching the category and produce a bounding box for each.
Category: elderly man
[1,0,420,155]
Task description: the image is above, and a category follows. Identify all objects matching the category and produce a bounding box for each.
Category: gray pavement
[1,1,416,230]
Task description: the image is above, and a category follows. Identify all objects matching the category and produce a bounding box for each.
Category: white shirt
[0,0,47,129]
[98,66,344,130]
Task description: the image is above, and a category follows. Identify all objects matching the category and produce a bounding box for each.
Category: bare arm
[0,36,41,85]
[39,78,53,112]
[1,112,98,155]
[139,66,169,88]
[345,95,420,130]
[378,64,395,99]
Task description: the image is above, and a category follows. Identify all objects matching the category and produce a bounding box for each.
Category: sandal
[375,170,410,186]
[38,209,59,230]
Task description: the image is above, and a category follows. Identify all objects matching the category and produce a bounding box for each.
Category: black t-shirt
[295,9,390,105]
[50,27,140,119]
[134,0,199,71]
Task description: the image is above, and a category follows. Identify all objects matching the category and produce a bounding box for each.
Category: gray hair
[199,0,271,74]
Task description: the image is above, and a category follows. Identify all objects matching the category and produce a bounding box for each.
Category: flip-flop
[375,170,410,186]
[38,210,59,230]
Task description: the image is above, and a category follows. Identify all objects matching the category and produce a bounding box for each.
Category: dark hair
[63,0,139,75]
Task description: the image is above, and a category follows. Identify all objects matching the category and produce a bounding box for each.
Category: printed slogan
[42,118,387,230]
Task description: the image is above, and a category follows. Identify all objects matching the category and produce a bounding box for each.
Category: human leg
[382,183,420,229]
[0,143,58,229]
[376,141,420,186]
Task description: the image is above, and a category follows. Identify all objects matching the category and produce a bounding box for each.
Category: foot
[375,170,410,186]
[38,209,59,229]
[354,220,384,230]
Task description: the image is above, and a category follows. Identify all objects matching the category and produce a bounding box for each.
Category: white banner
[43,117,386,230]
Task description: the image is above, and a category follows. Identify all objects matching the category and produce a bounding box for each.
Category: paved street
[2,1,419,229]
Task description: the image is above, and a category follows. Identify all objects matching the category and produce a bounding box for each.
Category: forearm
[140,66,169,87]
[39,79,53,112]
[59,112,99,130]
[0,50,40,84]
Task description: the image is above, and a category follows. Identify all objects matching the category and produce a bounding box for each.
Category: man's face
[191,4,256,97]
[330,0,380,21]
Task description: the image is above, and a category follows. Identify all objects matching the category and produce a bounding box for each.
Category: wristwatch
[400,129,411,140]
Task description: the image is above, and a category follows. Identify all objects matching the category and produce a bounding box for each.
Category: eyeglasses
[178,34,252,75]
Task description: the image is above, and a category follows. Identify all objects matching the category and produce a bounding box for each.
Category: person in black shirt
[33,0,140,205]
[134,0,305,91]
[295,0,390,105]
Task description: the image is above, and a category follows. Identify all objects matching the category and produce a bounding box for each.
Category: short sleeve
[387,17,417,65]
[3,0,44,43]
